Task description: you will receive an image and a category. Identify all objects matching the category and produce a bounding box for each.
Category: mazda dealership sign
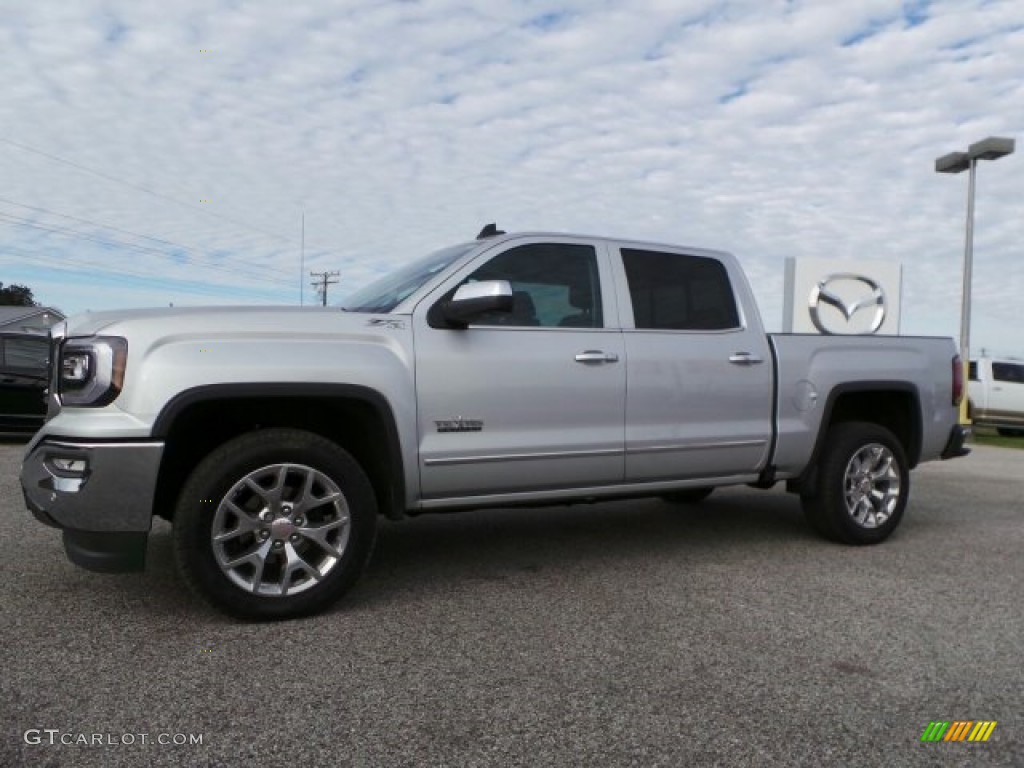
[783,258,902,335]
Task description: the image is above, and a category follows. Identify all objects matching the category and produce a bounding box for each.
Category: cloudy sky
[1,0,1021,354]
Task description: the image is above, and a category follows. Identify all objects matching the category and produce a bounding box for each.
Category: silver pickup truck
[21,228,969,619]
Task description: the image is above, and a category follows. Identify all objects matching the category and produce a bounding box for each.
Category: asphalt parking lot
[1,440,1021,768]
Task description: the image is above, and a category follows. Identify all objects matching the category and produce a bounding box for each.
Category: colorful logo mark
[921,721,997,742]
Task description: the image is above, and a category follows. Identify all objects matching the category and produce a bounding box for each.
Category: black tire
[996,428,1024,438]
[173,428,377,620]
[661,487,714,504]
[801,422,909,545]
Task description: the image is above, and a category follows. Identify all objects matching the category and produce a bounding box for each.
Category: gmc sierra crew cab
[21,228,970,619]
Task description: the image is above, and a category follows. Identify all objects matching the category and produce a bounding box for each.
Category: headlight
[58,337,128,406]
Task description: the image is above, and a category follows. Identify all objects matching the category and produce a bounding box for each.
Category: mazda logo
[808,273,887,335]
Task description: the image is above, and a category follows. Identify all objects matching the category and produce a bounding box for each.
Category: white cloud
[0,0,1021,353]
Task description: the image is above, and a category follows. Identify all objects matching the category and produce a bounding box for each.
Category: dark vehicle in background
[0,333,49,436]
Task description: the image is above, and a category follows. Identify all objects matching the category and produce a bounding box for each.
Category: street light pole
[935,136,1015,425]
[960,156,976,388]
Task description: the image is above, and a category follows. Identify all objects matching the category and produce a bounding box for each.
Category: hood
[61,305,406,340]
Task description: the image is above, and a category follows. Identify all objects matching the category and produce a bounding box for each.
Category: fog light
[52,458,87,472]
[48,457,89,475]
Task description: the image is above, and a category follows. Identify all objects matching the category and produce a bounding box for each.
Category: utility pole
[310,270,340,306]
[300,212,305,306]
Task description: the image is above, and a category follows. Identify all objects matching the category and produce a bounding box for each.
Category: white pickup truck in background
[969,357,1024,436]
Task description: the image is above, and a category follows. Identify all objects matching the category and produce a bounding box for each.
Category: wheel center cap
[270,518,296,540]
[859,478,872,494]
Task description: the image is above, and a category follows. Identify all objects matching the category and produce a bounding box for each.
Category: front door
[413,238,626,500]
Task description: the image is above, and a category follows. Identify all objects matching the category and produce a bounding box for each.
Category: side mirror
[443,280,514,328]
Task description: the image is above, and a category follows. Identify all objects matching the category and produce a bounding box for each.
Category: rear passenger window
[992,362,1024,384]
[621,249,739,330]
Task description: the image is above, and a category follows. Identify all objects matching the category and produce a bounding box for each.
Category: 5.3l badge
[435,417,484,433]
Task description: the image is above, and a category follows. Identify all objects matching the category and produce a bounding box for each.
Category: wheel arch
[795,382,922,492]
[151,383,405,522]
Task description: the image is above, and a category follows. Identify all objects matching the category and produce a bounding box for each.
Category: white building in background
[0,306,65,334]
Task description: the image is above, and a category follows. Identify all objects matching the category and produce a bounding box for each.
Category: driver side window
[463,243,603,328]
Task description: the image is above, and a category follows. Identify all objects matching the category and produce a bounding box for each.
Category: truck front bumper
[21,438,164,573]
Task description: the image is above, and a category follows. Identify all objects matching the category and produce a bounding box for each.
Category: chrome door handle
[729,352,763,365]
[575,350,619,364]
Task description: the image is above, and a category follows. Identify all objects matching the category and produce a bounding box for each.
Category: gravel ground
[1,441,1021,767]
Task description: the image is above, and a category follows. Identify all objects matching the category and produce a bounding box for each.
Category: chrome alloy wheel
[842,443,901,529]
[211,463,351,596]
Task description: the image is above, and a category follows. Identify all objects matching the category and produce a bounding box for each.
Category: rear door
[412,237,626,500]
[611,245,773,482]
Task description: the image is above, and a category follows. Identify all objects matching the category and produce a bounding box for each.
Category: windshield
[342,242,478,313]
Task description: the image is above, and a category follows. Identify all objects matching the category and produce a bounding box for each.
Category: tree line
[0,282,37,306]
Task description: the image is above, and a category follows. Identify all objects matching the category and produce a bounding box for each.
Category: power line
[0,212,296,287]
[0,136,343,257]
[0,136,300,245]
[1,245,263,296]
[0,245,287,302]
[310,270,340,306]
[0,195,298,280]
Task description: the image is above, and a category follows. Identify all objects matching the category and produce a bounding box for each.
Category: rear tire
[661,487,714,504]
[996,427,1024,438]
[801,422,908,545]
[173,428,377,620]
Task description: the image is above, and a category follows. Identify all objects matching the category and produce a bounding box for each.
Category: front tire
[173,428,377,620]
[801,422,909,545]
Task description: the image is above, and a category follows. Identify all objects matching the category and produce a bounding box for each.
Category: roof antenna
[476,223,505,239]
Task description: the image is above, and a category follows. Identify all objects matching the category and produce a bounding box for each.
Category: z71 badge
[435,418,484,433]
[366,318,406,330]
